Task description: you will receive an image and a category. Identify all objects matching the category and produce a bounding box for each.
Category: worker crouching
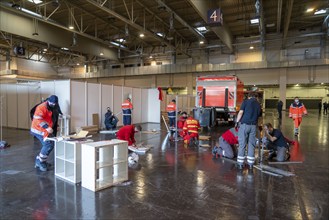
[182,116,200,146]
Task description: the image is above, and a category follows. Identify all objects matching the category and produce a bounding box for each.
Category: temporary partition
[0,80,161,132]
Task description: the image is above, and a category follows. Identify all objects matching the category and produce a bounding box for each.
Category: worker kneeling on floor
[262,123,290,162]
[182,115,200,145]
[212,127,238,159]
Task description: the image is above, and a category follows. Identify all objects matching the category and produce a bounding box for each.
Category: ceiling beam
[276,0,282,33]
[84,0,175,50]
[282,0,294,49]
[155,0,205,40]
[186,0,233,52]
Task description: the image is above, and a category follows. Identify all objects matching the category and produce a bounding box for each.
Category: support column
[279,68,287,110]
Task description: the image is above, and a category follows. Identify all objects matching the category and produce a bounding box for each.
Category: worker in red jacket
[183,116,200,145]
[122,98,133,125]
[31,95,58,171]
[116,124,142,148]
[177,111,188,137]
[289,97,307,136]
[166,99,177,129]
[212,127,238,159]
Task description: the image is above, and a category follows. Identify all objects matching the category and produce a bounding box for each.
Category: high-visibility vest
[30,102,53,138]
[183,117,200,134]
[166,102,176,113]
[122,100,133,110]
[289,102,307,118]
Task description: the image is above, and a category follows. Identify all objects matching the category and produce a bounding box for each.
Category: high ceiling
[0,0,328,66]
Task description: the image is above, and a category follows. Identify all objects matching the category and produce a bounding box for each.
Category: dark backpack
[30,102,42,120]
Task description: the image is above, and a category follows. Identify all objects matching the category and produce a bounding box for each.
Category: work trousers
[293,117,302,128]
[237,124,257,166]
[266,142,287,162]
[218,136,235,159]
[123,115,131,125]
[31,132,54,159]
[183,132,198,144]
[168,112,176,127]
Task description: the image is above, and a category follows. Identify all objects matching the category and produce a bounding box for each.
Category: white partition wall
[113,86,123,127]
[71,81,87,131]
[1,80,157,132]
[87,83,100,126]
[132,88,142,124]
[141,89,149,123]
[147,88,161,123]
[7,84,18,128]
[17,85,29,129]
[101,84,113,130]
[0,84,8,127]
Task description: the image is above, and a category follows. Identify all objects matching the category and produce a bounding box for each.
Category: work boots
[35,158,48,172]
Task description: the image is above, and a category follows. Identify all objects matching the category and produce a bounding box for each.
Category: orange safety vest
[166,102,176,113]
[30,102,53,138]
[289,102,307,119]
[121,100,133,110]
[183,117,200,134]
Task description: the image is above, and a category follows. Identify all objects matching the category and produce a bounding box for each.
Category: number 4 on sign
[210,10,217,22]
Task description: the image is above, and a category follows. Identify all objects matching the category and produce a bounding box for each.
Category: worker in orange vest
[122,97,133,125]
[289,97,307,136]
[30,95,58,171]
[166,99,177,129]
[183,116,200,145]
[177,111,188,137]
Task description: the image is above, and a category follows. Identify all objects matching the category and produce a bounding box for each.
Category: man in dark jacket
[277,100,283,119]
[104,107,118,130]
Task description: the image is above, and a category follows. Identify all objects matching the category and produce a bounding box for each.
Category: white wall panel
[40,81,55,101]
[101,84,113,129]
[17,85,29,129]
[28,84,41,129]
[147,89,160,123]
[71,81,86,132]
[141,89,148,123]
[113,86,123,126]
[54,80,71,116]
[6,84,17,128]
[132,88,142,124]
[0,84,8,127]
[87,83,100,126]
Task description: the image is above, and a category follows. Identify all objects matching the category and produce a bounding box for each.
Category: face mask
[295,99,299,103]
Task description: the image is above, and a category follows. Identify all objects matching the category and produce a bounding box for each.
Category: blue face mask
[295,99,299,103]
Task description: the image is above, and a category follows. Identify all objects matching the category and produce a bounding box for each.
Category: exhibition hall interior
[0,0,328,219]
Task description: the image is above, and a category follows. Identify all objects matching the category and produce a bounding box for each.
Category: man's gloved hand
[45,127,53,134]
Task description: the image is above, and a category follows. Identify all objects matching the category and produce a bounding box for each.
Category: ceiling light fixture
[100,52,104,56]
[139,33,144,38]
[27,0,43,4]
[314,9,327,15]
[306,8,314,12]
[249,45,254,49]
[196,26,207,32]
[250,18,259,24]
[199,40,204,45]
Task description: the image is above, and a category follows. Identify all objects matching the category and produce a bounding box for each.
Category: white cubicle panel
[0,84,8,127]
[54,80,71,116]
[132,88,142,124]
[101,84,113,130]
[141,89,148,123]
[17,85,29,129]
[71,81,86,132]
[113,86,123,127]
[40,81,55,100]
[147,88,160,123]
[6,84,17,128]
[87,83,100,127]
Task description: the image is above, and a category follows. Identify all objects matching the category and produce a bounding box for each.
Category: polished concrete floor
[0,110,328,219]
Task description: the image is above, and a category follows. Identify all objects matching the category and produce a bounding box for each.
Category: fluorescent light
[110,41,127,48]
[196,26,207,32]
[61,47,69,51]
[199,40,204,44]
[250,18,259,24]
[156,32,164,37]
[249,45,254,49]
[116,38,125,43]
[314,9,327,15]
[27,0,43,4]
[306,8,314,12]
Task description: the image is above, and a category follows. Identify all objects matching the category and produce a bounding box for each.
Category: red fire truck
[194,76,244,126]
